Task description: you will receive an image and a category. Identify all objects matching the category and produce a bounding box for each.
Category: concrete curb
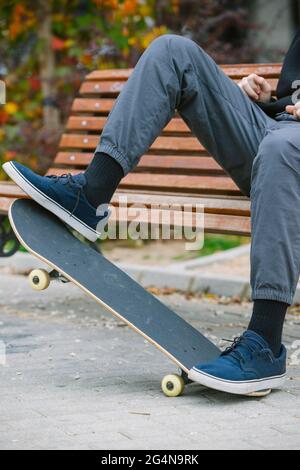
[120,262,251,299]
[2,250,300,302]
[170,244,251,270]
[0,251,251,300]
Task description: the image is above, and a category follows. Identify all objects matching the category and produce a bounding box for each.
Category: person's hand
[238,74,272,103]
[286,102,300,120]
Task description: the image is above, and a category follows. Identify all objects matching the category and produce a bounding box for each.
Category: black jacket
[257,28,300,118]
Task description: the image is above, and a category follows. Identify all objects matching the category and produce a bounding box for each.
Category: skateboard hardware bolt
[166,381,174,391]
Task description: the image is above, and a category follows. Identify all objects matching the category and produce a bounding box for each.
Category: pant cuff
[252,288,293,305]
[95,143,131,175]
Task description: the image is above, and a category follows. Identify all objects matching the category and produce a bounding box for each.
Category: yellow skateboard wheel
[161,374,185,397]
[29,269,51,291]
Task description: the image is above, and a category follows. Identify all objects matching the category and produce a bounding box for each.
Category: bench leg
[0,216,20,257]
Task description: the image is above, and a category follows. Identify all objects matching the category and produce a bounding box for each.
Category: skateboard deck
[9,199,221,395]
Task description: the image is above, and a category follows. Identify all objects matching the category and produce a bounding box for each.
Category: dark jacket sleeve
[257,28,300,118]
[256,96,293,118]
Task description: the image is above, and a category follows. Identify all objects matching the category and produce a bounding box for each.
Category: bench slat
[59,134,205,154]
[133,156,223,174]
[80,80,125,95]
[0,183,249,216]
[86,64,281,81]
[0,194,250,235]
[110,208,250,235]
[55,152,224,175]
[79,78,279,96]
[204,213,250,235]
[0,182,25,198]
[0,182,249,215]
[66,116,191,134]
[221,63,281,79]
[121,173,239,195]
[48,168,240,195]
[113,192,250,216]
[72,98,115,113]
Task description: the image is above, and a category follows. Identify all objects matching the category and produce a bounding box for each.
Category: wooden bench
[0,62,282,256]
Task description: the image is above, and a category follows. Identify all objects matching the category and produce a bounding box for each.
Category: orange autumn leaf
[92,0,118,9]
[3,151,17,162]
[80,54,93,66]
[9,4,35,40]
[52,36,66,51]
[172,0,180,14]
[122,0,138,16]
[28,76,41,92]
[0,111,9,125]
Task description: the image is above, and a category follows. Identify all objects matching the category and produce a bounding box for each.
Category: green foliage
[172,234,248,261]
[199,234,248,257]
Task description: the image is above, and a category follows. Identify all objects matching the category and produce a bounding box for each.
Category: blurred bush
[0,0,256,174]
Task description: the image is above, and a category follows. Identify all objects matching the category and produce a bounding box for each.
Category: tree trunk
[37,0,60,169]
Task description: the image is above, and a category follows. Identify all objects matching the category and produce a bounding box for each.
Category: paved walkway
[0,273,299,450]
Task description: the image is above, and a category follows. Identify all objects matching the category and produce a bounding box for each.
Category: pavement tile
[0,274,299,450]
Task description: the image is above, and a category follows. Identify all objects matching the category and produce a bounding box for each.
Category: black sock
[248,300,288,357]
[84,152,124,208]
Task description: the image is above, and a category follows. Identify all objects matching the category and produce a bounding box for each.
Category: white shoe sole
[3,161,99,242]
[188,367,286,396]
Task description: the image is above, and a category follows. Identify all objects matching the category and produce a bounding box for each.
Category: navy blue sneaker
[188,331,287,395]
[3,161,109,242]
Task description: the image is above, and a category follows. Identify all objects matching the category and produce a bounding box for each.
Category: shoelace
[47,174,83,215]
[222,336,274,364]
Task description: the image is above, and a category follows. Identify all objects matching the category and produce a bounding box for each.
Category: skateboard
[9,199,271,398]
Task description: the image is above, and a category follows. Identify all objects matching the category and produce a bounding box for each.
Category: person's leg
[89,34,274,204]
[90,36,291,360]
[84,152,124,208]
[249,122,300,350]
[248,299,288,357]
[189,122,300,395]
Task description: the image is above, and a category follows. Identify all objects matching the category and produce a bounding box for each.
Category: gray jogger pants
[96,34,300,305]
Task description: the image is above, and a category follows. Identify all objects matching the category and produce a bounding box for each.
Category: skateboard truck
[29,269,69,291]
